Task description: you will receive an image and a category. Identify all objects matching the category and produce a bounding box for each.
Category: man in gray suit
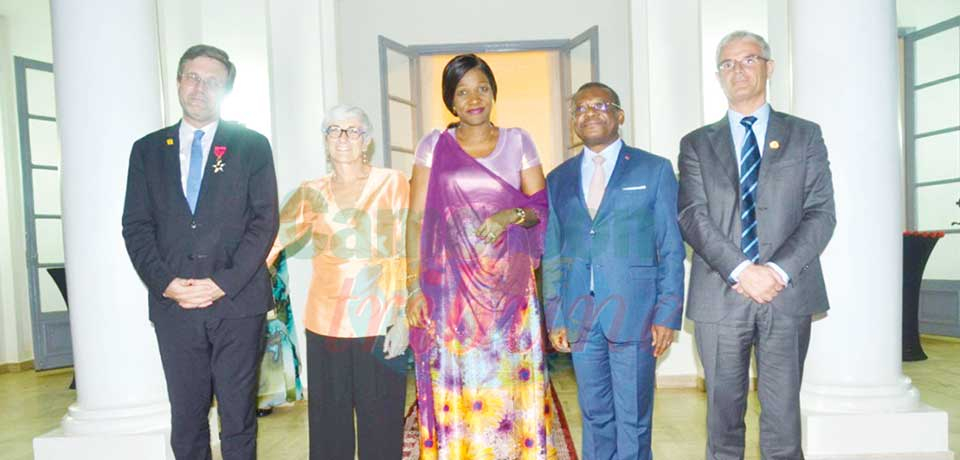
[678,30,836,459]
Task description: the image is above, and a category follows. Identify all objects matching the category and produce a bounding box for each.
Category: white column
[645,0,704,164]
[266,0,329,190]
[764,0,791,113]
[318,0,340,111]
[627,0,652,151]
[34,1,173,459]
[792,1,952,458]
[625,0,703,385]
[264,0,338,392]
[156,0,203,125]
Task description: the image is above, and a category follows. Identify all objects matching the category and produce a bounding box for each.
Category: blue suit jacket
[543,143,685,344]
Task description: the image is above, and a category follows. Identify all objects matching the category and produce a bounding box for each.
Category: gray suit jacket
[678,109,836,323]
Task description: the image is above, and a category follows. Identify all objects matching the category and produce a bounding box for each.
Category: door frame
[901,16,960,233]
[377,26,600,168]
[13,56,72,370]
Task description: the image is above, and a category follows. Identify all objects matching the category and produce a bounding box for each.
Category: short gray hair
[715,30,772,67]
[322,104,374,163]
[322,104,373,140]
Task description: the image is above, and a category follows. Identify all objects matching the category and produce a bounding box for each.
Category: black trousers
[154,313,266,460]
[307,331,408,460]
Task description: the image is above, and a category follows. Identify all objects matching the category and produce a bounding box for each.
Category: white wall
[158,0,273,136]
[0,0,54,365]
[898,1,960,280]
[336,0,633,165]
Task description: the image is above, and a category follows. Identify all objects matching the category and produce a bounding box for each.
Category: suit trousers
[695,304,811,460]
[572,322,657,460]
[154,312,267,460]
[306,331,407,460]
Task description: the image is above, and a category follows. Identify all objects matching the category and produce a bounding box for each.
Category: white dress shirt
[178,120,219,196]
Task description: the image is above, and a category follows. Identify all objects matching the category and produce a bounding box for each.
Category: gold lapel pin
[166,138,174,146]
[769,140,780,150]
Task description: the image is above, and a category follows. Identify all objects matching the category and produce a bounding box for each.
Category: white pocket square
[622,185,647,191]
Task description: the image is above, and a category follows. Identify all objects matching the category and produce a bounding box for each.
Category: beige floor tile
[2,336,958,459]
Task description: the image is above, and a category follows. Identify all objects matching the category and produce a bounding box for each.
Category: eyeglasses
[572,101,621,117]
[325,126,366,140]
[717,55,769,72]
[179,72,225,91]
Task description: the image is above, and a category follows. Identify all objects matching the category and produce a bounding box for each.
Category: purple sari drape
[411,131,548,452]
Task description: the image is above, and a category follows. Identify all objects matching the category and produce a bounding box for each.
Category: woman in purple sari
[406,54,556,460]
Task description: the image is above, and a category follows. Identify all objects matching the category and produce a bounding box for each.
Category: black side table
[46,267,75,389]
[902,232,943,361]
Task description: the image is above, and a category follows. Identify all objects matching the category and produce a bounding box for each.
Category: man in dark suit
[544,82,685,460]
[678,31,836,459]
[122,44,278,460]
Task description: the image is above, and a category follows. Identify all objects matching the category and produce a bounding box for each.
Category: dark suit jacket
[543,143,686,343]
[122,120,279,322]
[678,109,836,323]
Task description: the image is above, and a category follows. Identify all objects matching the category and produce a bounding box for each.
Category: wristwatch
[514,207,527,225]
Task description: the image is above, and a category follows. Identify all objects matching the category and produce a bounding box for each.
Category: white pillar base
[806,455,953,460]
[33,405,221,459]
[57,401,170,435]
[33,428,173,460]
[802,404,953,459]
[801,375,920,413]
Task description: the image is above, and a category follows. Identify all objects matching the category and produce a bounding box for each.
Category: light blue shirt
[725,103,790,285]
[727,103,770,164]
[580,138,623,200]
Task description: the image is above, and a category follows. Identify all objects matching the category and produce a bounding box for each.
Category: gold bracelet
[514,207,527,225]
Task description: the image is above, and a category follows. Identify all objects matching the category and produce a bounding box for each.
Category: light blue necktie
[739,116,760,263]
[186,129,204,213]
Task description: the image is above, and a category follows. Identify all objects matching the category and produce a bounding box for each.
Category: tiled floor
[2,336,957,460]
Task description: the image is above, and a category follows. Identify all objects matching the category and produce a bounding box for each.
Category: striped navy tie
[739,116,760,263]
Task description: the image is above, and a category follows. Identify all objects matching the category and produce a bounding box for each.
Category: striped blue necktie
[186,129,204,214]
[739,116,760,262]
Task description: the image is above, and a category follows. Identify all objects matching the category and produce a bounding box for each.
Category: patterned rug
[401,382,578,459]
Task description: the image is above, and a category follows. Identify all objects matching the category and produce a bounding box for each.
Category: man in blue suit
[544,82,685,460]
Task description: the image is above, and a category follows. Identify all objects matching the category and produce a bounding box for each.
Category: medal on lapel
[212,145,227,173]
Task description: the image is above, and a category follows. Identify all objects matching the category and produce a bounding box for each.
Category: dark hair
[177,44,237,91]
[573,82,621,107]
[441,53,498,119]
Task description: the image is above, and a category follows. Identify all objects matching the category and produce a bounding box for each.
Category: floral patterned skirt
[414,290,557,460]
